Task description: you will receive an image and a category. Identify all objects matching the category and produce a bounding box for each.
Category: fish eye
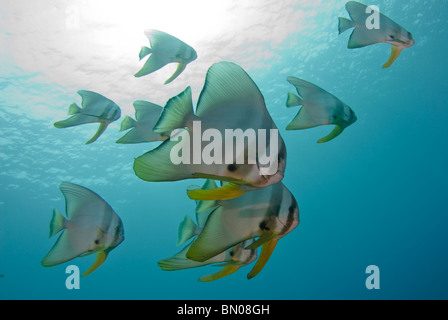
[389,35,395,39]
[227,164,237,172]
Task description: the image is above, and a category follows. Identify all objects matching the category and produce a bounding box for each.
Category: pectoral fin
[199,264,241,282]
[382,46,402,69]
[317,125,344,143]
[164,63,187,85]
[187,182,246,201]
[247,238,278,280]
[82,250,108,277]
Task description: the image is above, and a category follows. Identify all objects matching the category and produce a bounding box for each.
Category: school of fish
[44,2,414,280]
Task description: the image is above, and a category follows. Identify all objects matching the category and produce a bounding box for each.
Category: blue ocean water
[0,0,447,300]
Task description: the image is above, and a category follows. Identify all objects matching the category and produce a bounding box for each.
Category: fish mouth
[254,167,285,188]
[392,36,415,49]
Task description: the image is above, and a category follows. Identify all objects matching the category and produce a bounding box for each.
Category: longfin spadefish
[247,238,278,279]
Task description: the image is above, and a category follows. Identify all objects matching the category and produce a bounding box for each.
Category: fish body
[135,29,197,84]
[338,1,414,68]
[133,62,287,200]
[285,76,357,143]
[159,240,258,282]
[116,100,168,144]
[41,182,124,277]
[158,184,258,282]
[54,90,121,144]
[185,180,299,279]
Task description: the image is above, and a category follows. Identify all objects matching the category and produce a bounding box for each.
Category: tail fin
[286,92,303,108]
[177,215,199,246]
[139,46,152,60]
[194,179,220,213]
[68,103,81,115]
[119,116,136,132]
[153,86,195,133]
[338,17,354,34]
[49,209,66,238]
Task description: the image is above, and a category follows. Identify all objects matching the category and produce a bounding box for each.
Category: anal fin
[199,264,241,282]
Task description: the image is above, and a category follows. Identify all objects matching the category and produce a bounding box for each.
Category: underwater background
[1,0,447,300]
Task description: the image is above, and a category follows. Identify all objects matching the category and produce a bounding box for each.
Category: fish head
[341,104,357,127]
[276,188,299,236]
[102,214,125,252]
[187,47,198,62]
[250,136,287,188]
[177,46,197,63]
[384,27,415,49]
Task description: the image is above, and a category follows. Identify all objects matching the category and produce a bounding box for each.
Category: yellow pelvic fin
[187,182,246,201]
[86,122,109,144]
[317,125,344,143]
[247,238,279,280]
[382,46,402,69]
[245,232,277,250]
[164,63,187,85]
[199,264,241,282]
[81,250,108,277]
